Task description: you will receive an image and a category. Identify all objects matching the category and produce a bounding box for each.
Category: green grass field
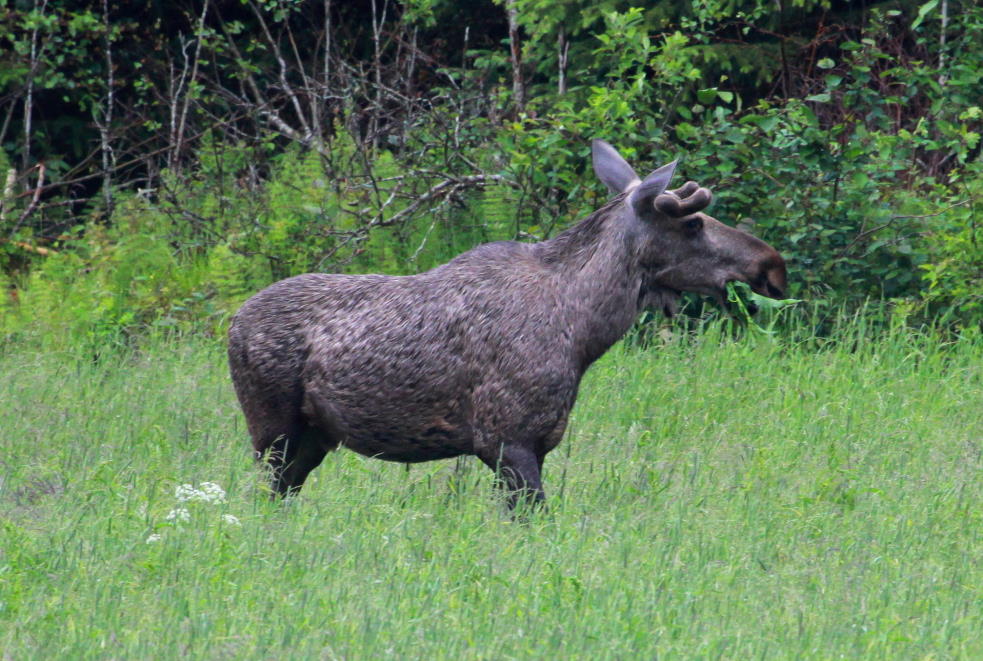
[1,320,981,659]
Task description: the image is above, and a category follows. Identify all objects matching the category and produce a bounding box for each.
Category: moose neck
[535,199,645,371]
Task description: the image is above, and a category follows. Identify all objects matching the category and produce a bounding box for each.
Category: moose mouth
[653,273,785,318]
[655,283,760,318]
[718,277,791,318]
[713,283,759,317]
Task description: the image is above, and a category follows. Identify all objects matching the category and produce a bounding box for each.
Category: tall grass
[0,318,980,658]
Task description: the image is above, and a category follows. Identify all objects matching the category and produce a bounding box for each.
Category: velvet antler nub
[655,186,712,217]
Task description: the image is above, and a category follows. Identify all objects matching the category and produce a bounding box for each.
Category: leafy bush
[918,166,983,320]
[3,0,982,349]
[491,3,982,324]
[8,198,182,350]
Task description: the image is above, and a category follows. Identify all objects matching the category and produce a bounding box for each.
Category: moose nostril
[766,283,783,298]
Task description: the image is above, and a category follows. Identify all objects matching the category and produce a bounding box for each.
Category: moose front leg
[479,443,546,510]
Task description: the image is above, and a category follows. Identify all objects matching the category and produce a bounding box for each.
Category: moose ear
[629,160,678,217]
[591,139,640,195]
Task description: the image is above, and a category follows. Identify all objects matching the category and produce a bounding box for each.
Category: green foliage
[0,149,18,272]
[9,197,184,350]
[674,94,939,299]
[496,7,706,229]
[489,2,983,325]
[0,2,106,163]
[479,181,526,240]
[2,124,536,348]
[203,243,269,309]
[726,280,802,335]
[918,167,983,319]
[0,269,12,325]
[3,0,983,344]
[258,146,344,278]
[678,4,982,309]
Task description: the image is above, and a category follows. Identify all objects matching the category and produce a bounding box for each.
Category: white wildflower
[221,514,241,526]
[199,482,227,504]
[175,484,198,502]
[146,533,162,544]
[165,507,191,523]
[174,481,227,505]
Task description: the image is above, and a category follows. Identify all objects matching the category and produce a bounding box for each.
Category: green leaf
[724,127,745,144]
[728,282,801,312]
[697,88,719,104]
[817,58,835,70]
[726,281,803,334]
[912,0,938,29]
[758,115,779,132]
[675,122,698,141]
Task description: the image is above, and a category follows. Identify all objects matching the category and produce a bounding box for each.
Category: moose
[228,140,787,506]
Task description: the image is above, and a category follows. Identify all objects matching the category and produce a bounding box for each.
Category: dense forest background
[0,0,980,348]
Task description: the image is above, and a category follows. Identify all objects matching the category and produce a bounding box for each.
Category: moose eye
[683,217,703,232]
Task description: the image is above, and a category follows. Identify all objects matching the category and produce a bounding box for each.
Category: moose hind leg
[266,426,335,497]
[478,444,546,510]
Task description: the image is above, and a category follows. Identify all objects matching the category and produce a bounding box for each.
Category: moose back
[228,140,787,506]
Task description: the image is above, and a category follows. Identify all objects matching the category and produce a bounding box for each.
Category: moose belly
[342,426,472,463]
[301,375,474,462]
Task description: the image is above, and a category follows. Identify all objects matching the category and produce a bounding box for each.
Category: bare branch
[208,0,321,154]
[837,198,971,258]
[98,0,116,214]
[1,238,56,256]
[10,163,45,238]
[370,174,517,230]
[505,0,525,113]
[171,2,210,172]
[249,1,312,141]
[23,0,52,171]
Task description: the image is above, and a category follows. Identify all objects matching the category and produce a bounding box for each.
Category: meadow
[1,317,981,659]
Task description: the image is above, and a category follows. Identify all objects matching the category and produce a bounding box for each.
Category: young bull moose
[228,140,787,506]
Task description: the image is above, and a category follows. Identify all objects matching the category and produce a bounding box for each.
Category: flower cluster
[174,481,227,504]
[165,507,191,523]
[146,480,239,544]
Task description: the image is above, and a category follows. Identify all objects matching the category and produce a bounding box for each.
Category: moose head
[591,139,787,315]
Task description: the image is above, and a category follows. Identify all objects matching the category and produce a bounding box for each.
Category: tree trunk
[99,0,116,216]
[505,0,524,113]
[938,0,948,85]
[557,26,569,96]
[23,0,50,173]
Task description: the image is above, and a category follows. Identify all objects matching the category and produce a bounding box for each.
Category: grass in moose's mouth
[726,280,802,332]
[0,321,981,659]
